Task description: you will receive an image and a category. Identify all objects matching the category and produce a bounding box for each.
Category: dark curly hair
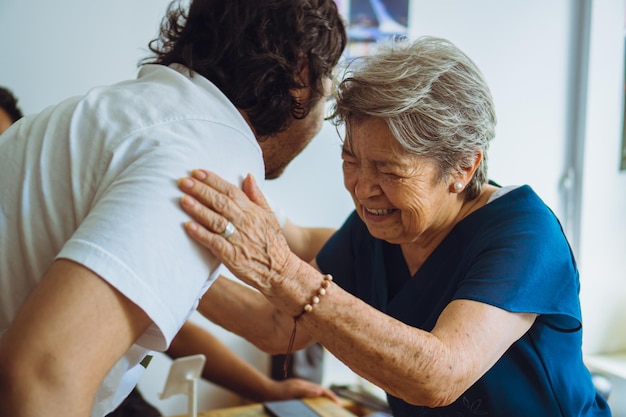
[0,87,23,123]
[146,0,346,137]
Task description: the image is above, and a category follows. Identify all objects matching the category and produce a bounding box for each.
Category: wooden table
[171,397,363,417]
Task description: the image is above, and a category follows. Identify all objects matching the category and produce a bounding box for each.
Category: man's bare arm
[0,259,151,417]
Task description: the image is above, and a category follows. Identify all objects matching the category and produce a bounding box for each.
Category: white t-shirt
[0,64,264,416]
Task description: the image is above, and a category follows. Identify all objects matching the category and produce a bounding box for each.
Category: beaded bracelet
[283,274,333,377]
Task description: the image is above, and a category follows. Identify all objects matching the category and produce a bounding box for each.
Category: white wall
[2,0,625,415]
[579,0,626,355]
[579,1,626,413]
[0,0,170,114]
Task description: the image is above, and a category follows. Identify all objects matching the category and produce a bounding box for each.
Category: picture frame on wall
[335,0,410,58]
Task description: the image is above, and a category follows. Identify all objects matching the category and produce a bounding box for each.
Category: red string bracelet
[283,274,333,378]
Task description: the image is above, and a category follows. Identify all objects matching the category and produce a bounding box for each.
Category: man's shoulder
[70,66,254,149]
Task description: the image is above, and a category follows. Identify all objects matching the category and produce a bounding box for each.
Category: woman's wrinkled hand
[178,169,303,297]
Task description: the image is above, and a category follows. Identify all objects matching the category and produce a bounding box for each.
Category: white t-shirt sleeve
[57,121,262,351]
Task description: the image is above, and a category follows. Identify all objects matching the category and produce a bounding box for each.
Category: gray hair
[330,36,497,200]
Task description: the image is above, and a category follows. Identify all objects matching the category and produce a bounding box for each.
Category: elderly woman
[178,37,611,416]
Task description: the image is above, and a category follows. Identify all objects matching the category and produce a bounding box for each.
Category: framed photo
[335,0,410,58]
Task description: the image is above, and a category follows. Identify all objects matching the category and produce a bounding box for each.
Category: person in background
[176,37,611,416]
[0,1,346,416]
[0,86,23,134]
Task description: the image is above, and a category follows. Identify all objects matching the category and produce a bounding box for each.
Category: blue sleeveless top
[317,185,611,416]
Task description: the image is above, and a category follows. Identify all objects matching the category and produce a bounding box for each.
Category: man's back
[0,63,263,416]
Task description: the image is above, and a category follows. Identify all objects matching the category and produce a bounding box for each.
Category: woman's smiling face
[342,117,457,245]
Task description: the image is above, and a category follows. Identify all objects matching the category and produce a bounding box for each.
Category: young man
[0,1,346,416]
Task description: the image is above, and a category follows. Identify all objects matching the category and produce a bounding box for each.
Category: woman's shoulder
[481,184,554,220]
[461,184,567,247]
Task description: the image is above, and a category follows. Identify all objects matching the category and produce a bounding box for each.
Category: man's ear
[288,65,312,117]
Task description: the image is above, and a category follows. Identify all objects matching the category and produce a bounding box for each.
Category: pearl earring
[454,182,464,192]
